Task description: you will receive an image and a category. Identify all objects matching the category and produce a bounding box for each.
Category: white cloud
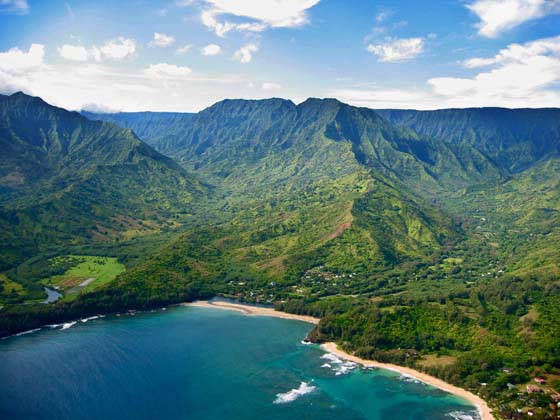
[0,43,44,74]
[175,44,193,54]
[262,82,282,90]
[145,63,192,78]
[332,36,560,109]
[466,0,560,38]
[0,0,29,14]
[233,43,259,63]
[100,37,136,60]
[57,38,137,62]
[431,35,560,102]
[188,0,320,37]
[0,43,280,112]
[463,36,560,68]
[367,37,424,62]
[58,44,89,62]
[149,32,175,48]
[328,87,436,109]
[201,43,221,56]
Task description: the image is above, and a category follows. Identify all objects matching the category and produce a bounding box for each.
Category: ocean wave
[320,353,357,376]
[80,315,104,323]
[14,328,41,337]
[447,410,481,420]
[399,374,421,384]
[61,321,77,330]
[274,381,316,404]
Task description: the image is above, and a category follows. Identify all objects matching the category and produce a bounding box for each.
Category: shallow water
[42,286,62,304]
[0,306,480,420]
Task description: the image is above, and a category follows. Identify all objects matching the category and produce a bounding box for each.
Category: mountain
[81,110,195,152]
[376,107,560,173]
[2,94,559,418]
[89,98,503,195]
[0,92,206,269]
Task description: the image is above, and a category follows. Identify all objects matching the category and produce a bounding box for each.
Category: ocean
[0,305,480,420]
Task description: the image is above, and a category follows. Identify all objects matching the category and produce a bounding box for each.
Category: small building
[506,383,516,390]
[526,384,542,393]
[534,377,546,384]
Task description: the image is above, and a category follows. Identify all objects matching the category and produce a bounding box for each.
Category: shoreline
[323,342,493,420]
[185,300,493,420]
[182,300,320,324]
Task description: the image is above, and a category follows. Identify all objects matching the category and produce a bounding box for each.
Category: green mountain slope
[81,110,195,153]
[91,98,503,195]
[0,92,206,269]
[376,107,560,173]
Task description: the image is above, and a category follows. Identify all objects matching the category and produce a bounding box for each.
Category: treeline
[0,265,215,337]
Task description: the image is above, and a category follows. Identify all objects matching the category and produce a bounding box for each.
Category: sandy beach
[185,300,493,419]
[323,342,494,420]
[183,300,320,324]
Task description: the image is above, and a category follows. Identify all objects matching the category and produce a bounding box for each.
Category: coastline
[323,342,494,420]
[182,300,320,324]
[184,300,493,420]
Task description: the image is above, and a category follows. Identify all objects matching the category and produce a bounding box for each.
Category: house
[506,383,516,390]
[526,384,542,393]
[534,377,546,384]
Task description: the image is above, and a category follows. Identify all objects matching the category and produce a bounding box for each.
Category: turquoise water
[0,306,480,420]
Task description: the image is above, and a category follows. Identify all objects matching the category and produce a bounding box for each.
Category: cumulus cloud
[430,35,560,102]
[201,43,221,56]
[57,38,136,62]
[332,36,560,109]
[145,63,192,78]
[100,37,136,60]
[185,0,320,37]
[149,32,175,47]
[0,0,29,14]
[0,43,44,74]
[58,44,89,62]
[367,37,424,62]
[233,43,259,63]
[466,0,560,38]
[0,42,284,112]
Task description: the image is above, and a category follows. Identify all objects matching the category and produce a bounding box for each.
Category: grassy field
[44,256,125,300]
[0,273,26,304]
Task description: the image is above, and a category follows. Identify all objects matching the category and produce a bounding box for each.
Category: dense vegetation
[1,92,559,419]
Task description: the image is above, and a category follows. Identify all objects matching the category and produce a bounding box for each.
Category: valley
[1,92,559,419]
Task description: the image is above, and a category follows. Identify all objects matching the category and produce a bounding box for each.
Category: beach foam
[14,328,41,337]
[274,381,316,404]
[448,410,481,420]
[399,374,422,384]
[81,315,104,323]
[320,353,357,376]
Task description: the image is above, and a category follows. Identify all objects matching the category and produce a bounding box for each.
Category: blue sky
[0,0,559,111]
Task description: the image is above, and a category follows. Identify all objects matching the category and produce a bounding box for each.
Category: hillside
[0,92,206,272]
[81,110,195,153]
[376,107,560,173]
[1,94,559,419]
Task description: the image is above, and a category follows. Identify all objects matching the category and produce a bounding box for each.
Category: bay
[0,306,479,420]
